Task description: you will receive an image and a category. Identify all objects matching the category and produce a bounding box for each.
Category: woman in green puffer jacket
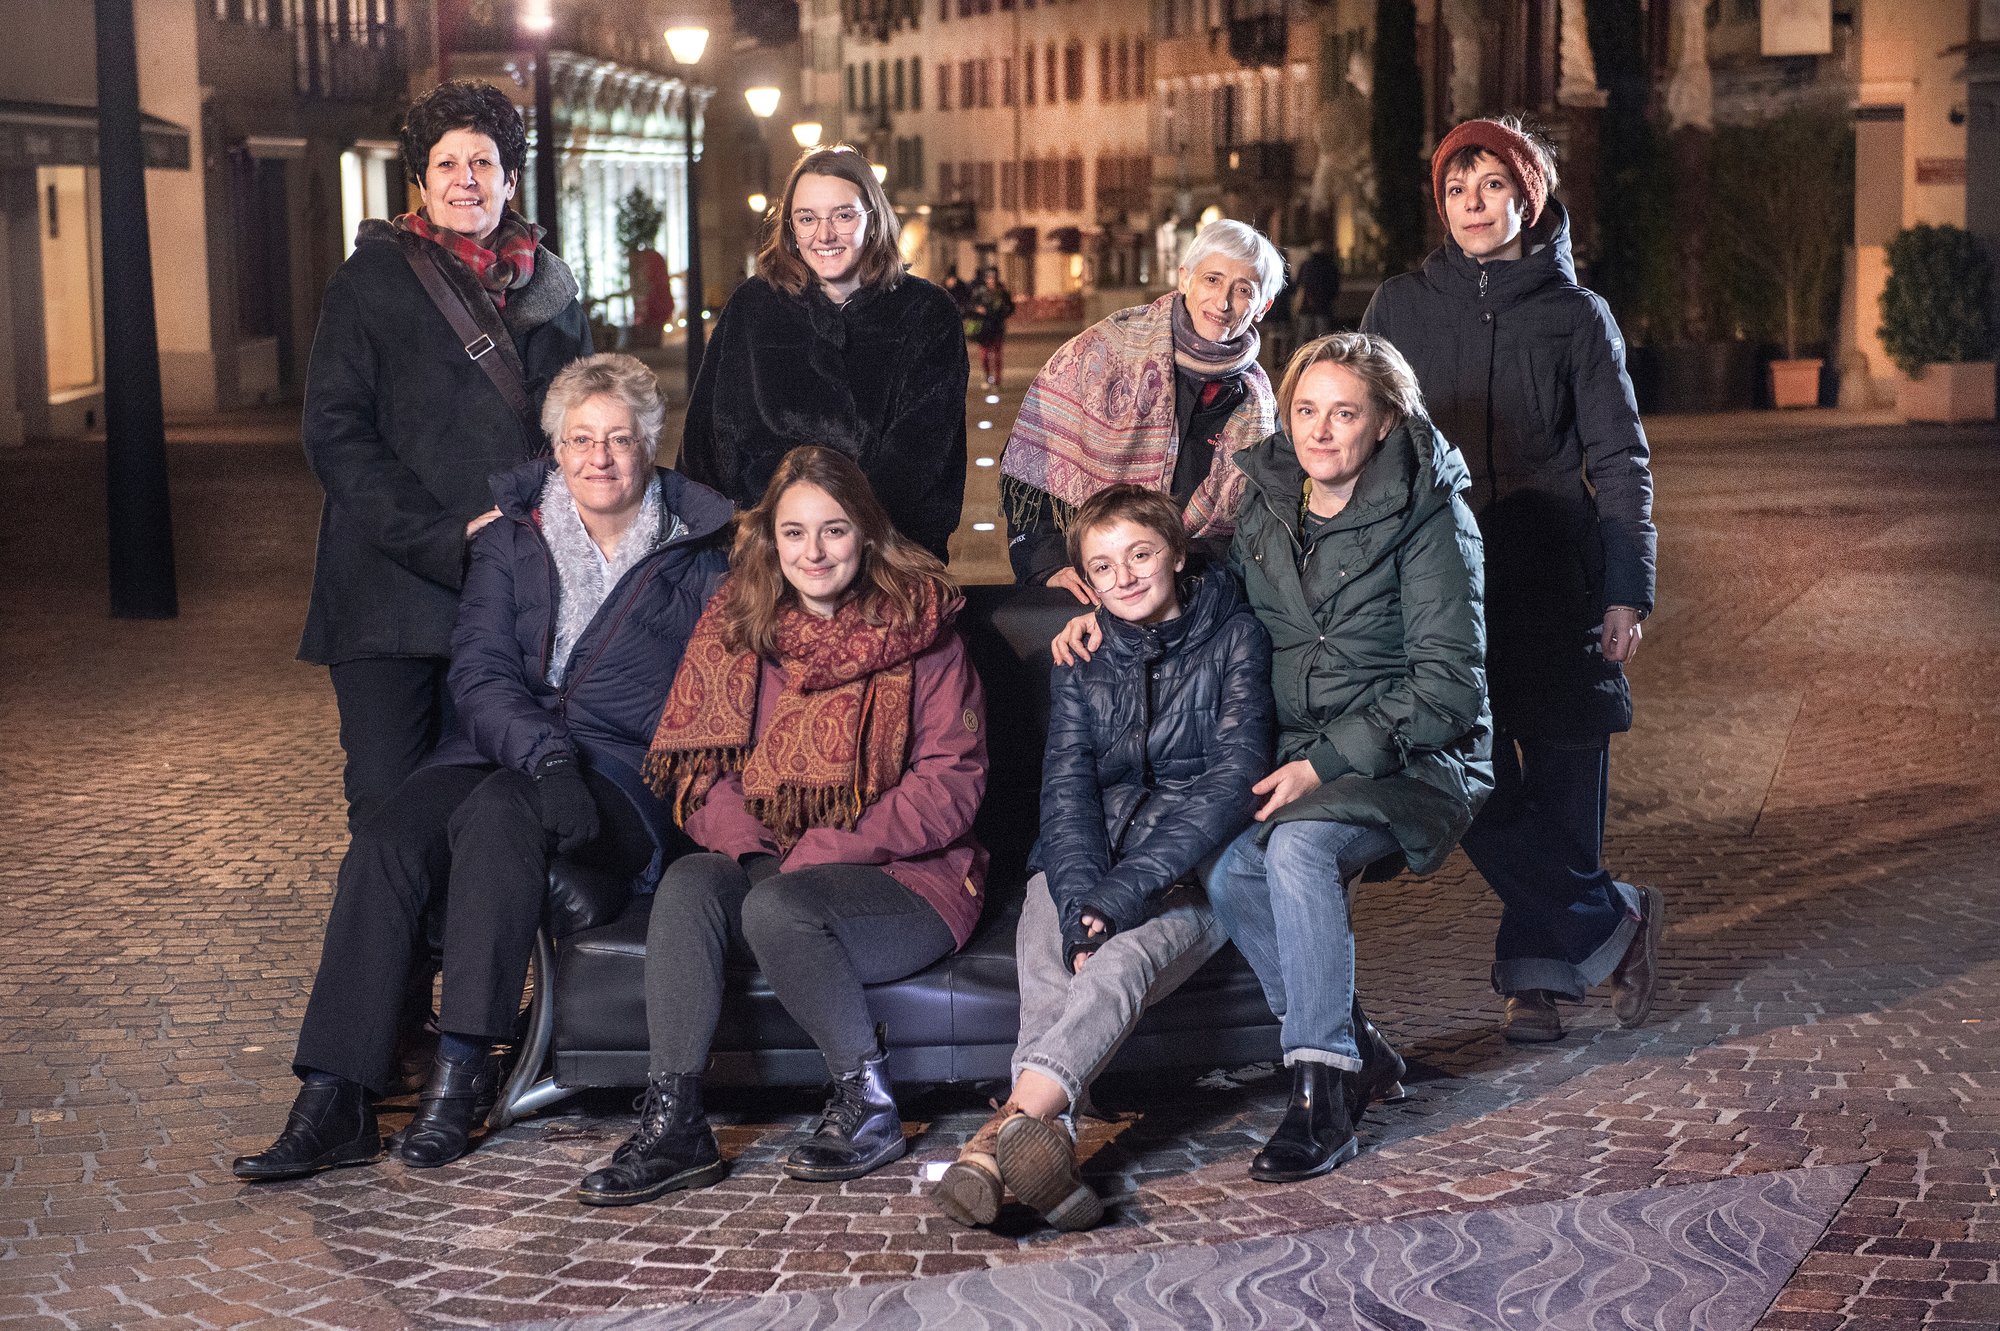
[1208,331,1494,1183]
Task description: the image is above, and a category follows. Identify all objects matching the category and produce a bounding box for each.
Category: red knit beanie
[1432,119,1549,230]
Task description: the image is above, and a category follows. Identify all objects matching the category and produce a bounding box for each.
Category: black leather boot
[1352,997,1409,1114]
[1249,1061,1360,1183]
[232,1077,383,1181]
[398,1049,501,1168]
[783,1028,907,1182]
[576,1073,727,1206]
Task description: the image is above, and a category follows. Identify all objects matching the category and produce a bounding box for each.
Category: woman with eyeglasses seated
[233,354,731,1181]
[677,146,969,563]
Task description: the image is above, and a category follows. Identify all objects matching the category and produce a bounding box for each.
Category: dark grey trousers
[643,853,955,1077]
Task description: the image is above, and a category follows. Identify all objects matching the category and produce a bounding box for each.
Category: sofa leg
[488,930,576,1129]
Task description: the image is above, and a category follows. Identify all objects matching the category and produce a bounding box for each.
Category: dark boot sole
[782,1133,907,1182]
[232,1139,386,1183]
[575,1156,728,1206]
[933,1160,1002,1227]
[996,1115,1102,1232]
[1248,1135,1359,1184]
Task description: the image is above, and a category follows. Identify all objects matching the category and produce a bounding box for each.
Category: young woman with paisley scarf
[575,447,989,1206]
[999,220,1283,600]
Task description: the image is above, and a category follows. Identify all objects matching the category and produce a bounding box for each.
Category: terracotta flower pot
[1768,358,1822,409]
[1897,362,1998,424]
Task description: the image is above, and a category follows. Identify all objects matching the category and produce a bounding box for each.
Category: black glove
[1060,901,1116,972]
[533,753,600,853]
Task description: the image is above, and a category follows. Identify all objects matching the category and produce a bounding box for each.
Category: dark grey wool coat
[297,218,590,666]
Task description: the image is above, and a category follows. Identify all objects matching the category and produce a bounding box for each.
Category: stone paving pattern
[2,406,1998,1330]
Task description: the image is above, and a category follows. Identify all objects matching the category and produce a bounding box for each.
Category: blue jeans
[1459,734,1642,999]
[1203,819,1399,1070]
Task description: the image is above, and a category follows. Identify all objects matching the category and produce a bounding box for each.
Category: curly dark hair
[399,79,527,187]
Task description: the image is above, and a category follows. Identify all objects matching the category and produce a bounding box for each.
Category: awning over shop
[1048,225,1083,253]
[0,100,192,171]
[1002,225,1037,254]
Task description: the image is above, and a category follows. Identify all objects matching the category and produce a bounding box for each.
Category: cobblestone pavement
[2,407,1998,1330]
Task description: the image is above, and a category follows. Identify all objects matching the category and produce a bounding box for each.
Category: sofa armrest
[547,856,634,938]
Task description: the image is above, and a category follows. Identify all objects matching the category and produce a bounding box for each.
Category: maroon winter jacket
[681,631,990,948]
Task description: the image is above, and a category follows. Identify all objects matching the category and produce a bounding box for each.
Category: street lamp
[791,121,823,150]
[870,162,888,184]
[666,24,709,391]
[522,1,559,253]
[744,85,781,119]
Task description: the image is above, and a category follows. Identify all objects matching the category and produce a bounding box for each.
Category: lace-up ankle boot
[784,1028,906,1182]
[935,1101,1022,1227]
[575,1073,726,1206]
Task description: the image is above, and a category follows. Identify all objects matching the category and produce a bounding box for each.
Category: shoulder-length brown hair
[719,445,954,656]
[755,146,904,297]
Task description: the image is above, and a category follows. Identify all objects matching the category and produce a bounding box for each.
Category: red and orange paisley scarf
[643,580,952,850]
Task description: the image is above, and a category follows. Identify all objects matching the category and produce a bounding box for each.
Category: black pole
[684,87,705,392]
[95,0,178,618]
[533,29,559,254]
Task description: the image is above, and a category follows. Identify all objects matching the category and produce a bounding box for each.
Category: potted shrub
[1710,108,1851,408]
[617,188,672,349]
[1879,223,1997,423]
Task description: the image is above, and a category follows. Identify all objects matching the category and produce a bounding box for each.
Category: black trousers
[643,853,955,1078]
[328,657,456,834]
[294,762,652,1095]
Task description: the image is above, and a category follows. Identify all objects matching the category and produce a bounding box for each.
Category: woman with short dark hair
[1360,116,1664,1045]
[677,147,968,562]
[237,355,729,1182]
[299,77,589,835]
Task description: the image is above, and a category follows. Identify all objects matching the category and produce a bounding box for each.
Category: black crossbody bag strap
[398,238,540,442]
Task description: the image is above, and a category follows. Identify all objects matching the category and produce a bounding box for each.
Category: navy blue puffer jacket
[1030,564,1274,955]
[427,460,732,887]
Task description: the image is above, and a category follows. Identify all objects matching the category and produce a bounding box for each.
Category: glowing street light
[667,24,710,390]
[791,121,823,149]
[744,85,781,119]
[664,25,709,64]
[748,192,768,213]
[870,162,888,184]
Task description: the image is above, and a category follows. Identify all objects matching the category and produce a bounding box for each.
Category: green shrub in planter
[1878,223,1995,375]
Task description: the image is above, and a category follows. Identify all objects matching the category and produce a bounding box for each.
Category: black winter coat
[426,462,732,888]
[1360,200,1656,739]
[1030,565,1274,958]
[678,275,968,561]
[297,219,590,665]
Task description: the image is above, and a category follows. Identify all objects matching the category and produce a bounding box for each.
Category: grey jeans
[1010,870,1228,1111]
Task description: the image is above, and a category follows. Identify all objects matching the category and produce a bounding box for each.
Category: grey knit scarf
[538,469,674,686]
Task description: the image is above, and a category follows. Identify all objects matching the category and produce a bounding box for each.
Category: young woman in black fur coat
[677,147,968,563]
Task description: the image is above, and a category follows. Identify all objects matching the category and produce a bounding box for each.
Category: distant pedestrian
[1001,219,1281,596]
[966,266,1015,388]
[1295,238,1341,338]
[1361,115,1663,1044]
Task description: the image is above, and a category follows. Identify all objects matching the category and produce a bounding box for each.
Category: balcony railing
[1225,15,1288,68]
[294,20,406,101]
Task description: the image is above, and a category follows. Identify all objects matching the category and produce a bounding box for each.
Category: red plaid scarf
[392,211,541,308]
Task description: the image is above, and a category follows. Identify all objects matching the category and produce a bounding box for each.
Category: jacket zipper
[1108,647,1160,854]
[526,511,687,717]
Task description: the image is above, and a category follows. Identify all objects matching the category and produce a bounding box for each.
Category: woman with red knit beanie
[1360,116,1664,1045]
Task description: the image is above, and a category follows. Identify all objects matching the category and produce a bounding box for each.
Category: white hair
[1178,219,1286,309]
[541,353,666,464]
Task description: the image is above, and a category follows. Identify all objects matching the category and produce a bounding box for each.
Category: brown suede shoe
[1611,885,1666,1028]
[1502,990,1565,1043]
[996,1111,1102,1232]
[933,1102,1020,1228]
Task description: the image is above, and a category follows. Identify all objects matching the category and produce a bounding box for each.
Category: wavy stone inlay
[521,1165,1860,1331]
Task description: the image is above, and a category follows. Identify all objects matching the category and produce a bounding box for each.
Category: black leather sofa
[489,584,1323,1128]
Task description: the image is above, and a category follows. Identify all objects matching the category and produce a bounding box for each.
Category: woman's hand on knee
[1050,610,1103,667]
[1251,760,1322,822]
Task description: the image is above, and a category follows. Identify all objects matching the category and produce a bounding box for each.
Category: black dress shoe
[1352,997,1409,1113]
[1249,1061,1360,1184]
[784,1028,907,1182]
[232,1078,383,1182]
[576,1073,727,1206]
[399,1050,501,1169]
